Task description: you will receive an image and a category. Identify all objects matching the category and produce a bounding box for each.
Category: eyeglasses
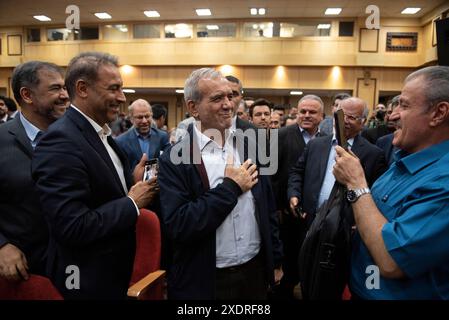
[343,113,364,122]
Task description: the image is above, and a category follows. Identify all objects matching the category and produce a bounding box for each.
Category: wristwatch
[346,187,371,203]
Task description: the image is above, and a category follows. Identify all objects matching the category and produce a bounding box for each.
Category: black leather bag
[298,182,352,300]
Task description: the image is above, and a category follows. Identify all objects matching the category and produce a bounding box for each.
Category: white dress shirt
[71,105,140,215]
[193,123,261,268]
[317,136,354,209]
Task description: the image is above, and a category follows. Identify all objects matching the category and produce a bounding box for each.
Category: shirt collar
[397,139,449,175]
[193,122,235,152]
[71,104,111,137]
[299,125,319,136]
[331,134,354,148]
[1,114,8,122]
[134,127,151,139]
[19,112,42,143]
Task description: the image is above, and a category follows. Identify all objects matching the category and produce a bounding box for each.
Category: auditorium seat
[127,208,166,300]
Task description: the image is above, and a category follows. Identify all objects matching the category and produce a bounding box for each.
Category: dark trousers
[215,253,268,300]
[274,210,307,299]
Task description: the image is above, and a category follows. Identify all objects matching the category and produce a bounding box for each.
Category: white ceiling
[0,0,446,27]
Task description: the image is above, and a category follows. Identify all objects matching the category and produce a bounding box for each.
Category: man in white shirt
[158,68,283,299]
[32,52,158,299]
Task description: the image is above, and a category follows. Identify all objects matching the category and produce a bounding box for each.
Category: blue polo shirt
[350,139,449,299]
[134,128,150,155]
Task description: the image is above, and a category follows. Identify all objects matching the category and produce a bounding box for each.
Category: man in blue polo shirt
[333,65,449,299]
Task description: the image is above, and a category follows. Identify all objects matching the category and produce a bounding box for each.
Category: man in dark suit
[270,94,324,299]
[0,61,69,281]
[288,97,387,226]
[32,52,157,299]
[158,68,283,299]
[116,99,170,171]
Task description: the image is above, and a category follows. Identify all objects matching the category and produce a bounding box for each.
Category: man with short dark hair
[250,98,272,129]
[225,75,256,132]
[333,66,449,299]
[4,97,18,119]
[151,104,168,130]
[32,52,157,299]
[0,61,69,281]
[0,96,11,124]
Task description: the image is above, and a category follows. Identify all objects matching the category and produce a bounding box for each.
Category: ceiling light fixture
[123,89,135,93]
[196,9,211,16]
[290,91,303,95]
[325,8,342,15]
[250,8,266,16]
[144,10,160,18]
[206,25,219,30]
[317,24,331,29]
[175,89,184,94]
[94,12,112,19]
[33,15,51,21]
[401,8,421,14]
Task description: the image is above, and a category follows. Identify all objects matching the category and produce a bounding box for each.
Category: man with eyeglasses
[116,99,170,171]
[288,97,387,228]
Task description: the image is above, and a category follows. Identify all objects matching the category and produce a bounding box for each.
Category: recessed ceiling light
[196,9,211,16]
[258,8,266,15]
[250,8,257,15]
[33,15,51,22]
[175,89,184,94]
[325,8,342,15]
[94,12,112,19]
[401,7,421,14]
[206,25,219,30]
[144,10,160,18]
[290,91,303,95]
[123,89,135,93]
[317,24,331,29]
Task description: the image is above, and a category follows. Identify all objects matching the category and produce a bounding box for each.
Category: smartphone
[143,158,159,181]
[334,109,348,149]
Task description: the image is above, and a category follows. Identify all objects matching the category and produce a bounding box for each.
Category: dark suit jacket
[32,107,138,299]
[116,126,170,170]
[271,124,325,210]
[0,116,49,274]
[361,125,391,144]
[376,133,397,166]
[158,124,283,299]
[288,134,387,223]
[236,116,256,131]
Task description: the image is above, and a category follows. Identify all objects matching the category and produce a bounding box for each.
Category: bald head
[339,97,368,139]
[129,99,153,136]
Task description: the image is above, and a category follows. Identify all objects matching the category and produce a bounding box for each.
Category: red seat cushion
[130,209,161,285]
[0,275,63,300]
